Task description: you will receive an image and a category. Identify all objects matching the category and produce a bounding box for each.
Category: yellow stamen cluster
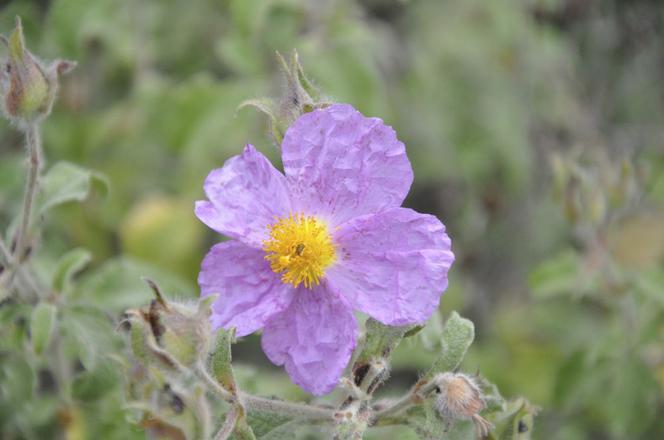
[263,213,336,288]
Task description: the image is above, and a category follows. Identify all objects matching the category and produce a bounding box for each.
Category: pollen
[263,213,336,289]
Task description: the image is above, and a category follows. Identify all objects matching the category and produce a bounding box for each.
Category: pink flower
[196,104,454,395]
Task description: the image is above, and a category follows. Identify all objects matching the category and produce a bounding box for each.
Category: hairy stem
[373,380,438,421]
[0,233,40,300]
[194,359,334,422]
[195,362,234,403]
[14,123,42,264]
[241,393,337,421]
[214,406,238,440]
[0,234,11,264]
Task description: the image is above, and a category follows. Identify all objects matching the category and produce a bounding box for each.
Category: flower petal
[261,284,357,395]
[327,208,454,326]
[281,104,413,225]
[199,240,295,337]
[195,144,291,248]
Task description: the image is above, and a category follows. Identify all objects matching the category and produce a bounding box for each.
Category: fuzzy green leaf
[52,248,92,294]
[246,412,293,438]
[209,327,236,393]
[426,312,475,378]
[356,318,414,364]
[528,250,579,299]
[30,302,57,354]
[37,161,109,214]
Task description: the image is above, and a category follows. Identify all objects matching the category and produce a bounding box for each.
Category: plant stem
[213,406,238,440]
[194,360,335,422]
[0,233,40,301]
[372,380,438,421]
[240,393,337,421]
[0,234,11,264]
[14,123,42,264]
[195,362,234,403]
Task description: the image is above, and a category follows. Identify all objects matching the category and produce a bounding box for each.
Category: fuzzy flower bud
[0,17,75,125]
[432,372,492,438]
[122,280,213,369]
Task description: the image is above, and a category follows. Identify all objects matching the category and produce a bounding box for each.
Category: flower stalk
[14,122,42,265]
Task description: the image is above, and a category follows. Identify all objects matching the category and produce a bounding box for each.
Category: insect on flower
[195,104,454,395]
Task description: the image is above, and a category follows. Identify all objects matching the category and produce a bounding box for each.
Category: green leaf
[60,306,117,370]
[528,250,579,299]
[426,312,475,378]
[636,269,664,307]
[407,402,476,440]
[233,416,258,440]
[71,362,120,402]
[127,314,150,365]
[30,302,57,354]
[37,161,109,214]
[356,318,414,364]
[52,247,92,294]
[246,412,293,438]
[603,357,658,437]
[74,256,194,312]
[209,327,237,393]
[489,398,538,440]
[0,357,35,405]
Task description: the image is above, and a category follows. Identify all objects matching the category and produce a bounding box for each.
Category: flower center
[263,213,336,289]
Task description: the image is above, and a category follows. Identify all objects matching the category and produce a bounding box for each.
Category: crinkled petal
[327,207,454,326]
[281,104,413,225]
[199,240,295,337]
[261,284,357,395]
[195,144,291,248]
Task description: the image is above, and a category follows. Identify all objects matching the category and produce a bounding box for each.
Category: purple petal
[281,104,413,226]
[199,241,295,337]
[327,208,454,326]
[195,145,291,248]
[261,284,357,395]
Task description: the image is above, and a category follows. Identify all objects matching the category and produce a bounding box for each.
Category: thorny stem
[14,123,42,265]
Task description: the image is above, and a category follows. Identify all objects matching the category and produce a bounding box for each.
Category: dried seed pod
[432,372,493,438]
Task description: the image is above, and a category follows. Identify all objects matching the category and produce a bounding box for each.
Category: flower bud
[238,50,332,145]
[122,280,213,369]
[432,372,492,438]
[0,17,75,125]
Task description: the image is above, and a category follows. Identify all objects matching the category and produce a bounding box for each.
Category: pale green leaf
[30,301,57,354]
[52,247,92,294]
[426,312,475,378]
[37,161,109,214]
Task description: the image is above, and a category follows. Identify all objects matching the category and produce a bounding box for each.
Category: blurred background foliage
[0,0,663,438]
